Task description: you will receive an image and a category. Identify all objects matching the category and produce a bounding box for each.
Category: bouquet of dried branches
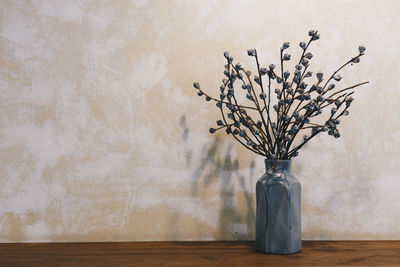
[193,30,368,159]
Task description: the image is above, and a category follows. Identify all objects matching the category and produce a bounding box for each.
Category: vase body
[256,159,301,254]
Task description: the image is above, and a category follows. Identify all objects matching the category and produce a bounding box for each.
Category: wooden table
[1,241,399,266]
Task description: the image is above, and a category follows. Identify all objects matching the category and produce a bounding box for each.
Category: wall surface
[1,0,400,242]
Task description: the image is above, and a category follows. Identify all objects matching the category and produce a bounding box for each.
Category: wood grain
[0,241,399,266]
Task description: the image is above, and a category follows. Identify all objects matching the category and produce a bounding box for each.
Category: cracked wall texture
[1,0,400,241]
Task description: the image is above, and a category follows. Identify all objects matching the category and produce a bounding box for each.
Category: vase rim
[264,159,292,162]
[264,159,292,172]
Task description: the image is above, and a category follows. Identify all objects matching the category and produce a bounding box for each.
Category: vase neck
[265,159,292,172]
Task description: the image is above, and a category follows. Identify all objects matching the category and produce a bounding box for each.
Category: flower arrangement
[193,30,368,159]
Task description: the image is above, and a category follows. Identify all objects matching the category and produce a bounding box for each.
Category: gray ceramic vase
[256,159,301,254]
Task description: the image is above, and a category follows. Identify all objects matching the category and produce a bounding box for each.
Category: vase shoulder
[257,171,300,188]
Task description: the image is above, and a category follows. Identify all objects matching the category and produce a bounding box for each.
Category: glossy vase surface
[256,159,301,254]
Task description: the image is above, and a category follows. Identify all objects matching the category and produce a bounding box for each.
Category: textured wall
[1,0,399,242]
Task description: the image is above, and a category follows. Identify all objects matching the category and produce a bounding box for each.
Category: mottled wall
[1,0,399,242]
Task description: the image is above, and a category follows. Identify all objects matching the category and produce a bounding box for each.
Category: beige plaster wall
[1,0,399,242]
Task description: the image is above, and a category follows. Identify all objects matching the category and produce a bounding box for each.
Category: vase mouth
[264,159,292,172]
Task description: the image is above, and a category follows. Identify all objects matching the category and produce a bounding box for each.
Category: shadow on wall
[179,115,256,240]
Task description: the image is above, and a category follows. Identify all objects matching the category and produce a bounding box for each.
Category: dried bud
[301,58,309,67]
[299,82,308,89]
[304,52,313,59]
[345,96,354,106]
[282,42,290,50]
[312,33,320,40]
[283,81,291,89]
[305,71,312,78]
[333,74,342,81]
[260,67,268,75]
[247,49,256,56]
[358,45,366,54]
[309,84,317,92]
[316,72,323,80]
[333,130,340,138]
[283,53,291,61]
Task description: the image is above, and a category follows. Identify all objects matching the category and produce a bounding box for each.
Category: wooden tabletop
[1,241,399,266]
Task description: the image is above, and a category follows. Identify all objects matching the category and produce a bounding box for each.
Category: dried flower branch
[193,30,368,159]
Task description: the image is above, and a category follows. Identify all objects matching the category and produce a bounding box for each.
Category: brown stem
[219,103,266,157]
[327,81,369,99]
[322,53,365,91]
[228,65,273,151]
[195,87,258,110]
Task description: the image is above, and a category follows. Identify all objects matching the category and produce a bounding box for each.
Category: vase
[255,159,301,254]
